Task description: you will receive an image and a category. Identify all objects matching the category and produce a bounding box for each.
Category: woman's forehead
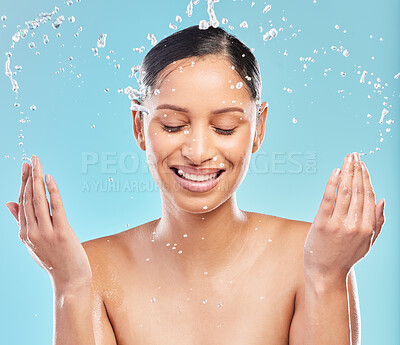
[150,55,254,106]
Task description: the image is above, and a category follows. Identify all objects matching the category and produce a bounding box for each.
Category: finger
[6,202,19,222]
[372,198,385,246]
[31,155,53,230]
[332,153,355,218]
[23,167,38,231]
[18,162,30,229]
[361,161,376,233]
[346,153,364,226]
[315,168,341,222]
[45,174,69,230]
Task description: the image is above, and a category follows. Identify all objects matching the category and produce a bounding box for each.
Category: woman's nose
[181,127,215,165]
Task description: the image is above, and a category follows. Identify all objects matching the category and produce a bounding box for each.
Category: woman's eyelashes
[161,125,236,136]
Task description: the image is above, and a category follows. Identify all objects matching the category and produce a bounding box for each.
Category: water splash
[43,34,49,44]
[207,0,219,28]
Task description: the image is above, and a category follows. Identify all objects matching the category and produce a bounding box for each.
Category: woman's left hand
[303,152,386,283]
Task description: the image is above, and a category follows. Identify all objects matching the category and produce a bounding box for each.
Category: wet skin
[6,55,385,344]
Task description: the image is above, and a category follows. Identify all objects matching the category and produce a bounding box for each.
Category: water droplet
[292,117,297,123]
[176,15,182,23]
[91,124,95,128]
[394,72,400,79]
[379,108,389,124]
[263,4,271,13]
[203,206,208,210]
[67,0,73,5]
[268,239,272,242]
[199,20,209,30]
[30,105,36,111]
[52,15,65,29]
[343,49,350,57]
[263,28,278,41]
[236,82,243,89]
[219,162,225,168]
[15,65,22,71]
[204,271,208,275]
[217,302,223,307]
[97,33,107,48]
[212,156,217,161]
[260,296,264,300]
[104,88,109,92]
[115,64,120,69]
[360,70,368,83]
[183,234,188,237]
[68,16,75,23]
[145,258,150,261]
[202,299,208,304]
[374,83,381,90]
[150,297,156,303]
[147,33,157,46]
[239,21,248,29]
[34,314,38,317]
[184,130,189,134]
[154,89,160,95]
[341,72,346,77]
[222,18,228,24]
[14,103,20,107]
[28,42,35,49]
[169,23,177,30]
[108,177,113,182]
[1,15,6,21]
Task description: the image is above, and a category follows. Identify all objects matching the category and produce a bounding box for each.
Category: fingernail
[45,174,51,184]
[347,153,353,162]
[354,152,360,162]
[382,198,385,207]
[31,155,37,170]
[333,168,341,176]
[22,162,27,175]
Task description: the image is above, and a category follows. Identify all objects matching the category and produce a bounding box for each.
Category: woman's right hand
[6,155,93,292]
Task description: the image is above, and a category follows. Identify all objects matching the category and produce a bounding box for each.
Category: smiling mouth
[170,167,225,181]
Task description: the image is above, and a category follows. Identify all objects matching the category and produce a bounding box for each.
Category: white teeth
[176,169,218,182]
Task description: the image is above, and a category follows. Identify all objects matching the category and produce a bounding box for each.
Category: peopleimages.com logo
[80,150,318,192]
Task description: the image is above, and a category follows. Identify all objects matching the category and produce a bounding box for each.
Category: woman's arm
[289,152,385,344]
[289,266,360,345]
[53,282,96,345]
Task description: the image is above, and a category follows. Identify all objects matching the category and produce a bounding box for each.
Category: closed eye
[161,125,236,135]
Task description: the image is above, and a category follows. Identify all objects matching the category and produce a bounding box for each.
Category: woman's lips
[170,168,225,193]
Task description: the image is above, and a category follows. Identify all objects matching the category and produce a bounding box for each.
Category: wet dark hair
[138,25,262,120]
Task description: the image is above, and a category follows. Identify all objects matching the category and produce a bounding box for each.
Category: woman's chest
[103,262,297,345]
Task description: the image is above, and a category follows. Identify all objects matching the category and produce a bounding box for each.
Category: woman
[6,26,385,345]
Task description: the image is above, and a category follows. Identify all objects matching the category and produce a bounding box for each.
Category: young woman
[6,26,385,345]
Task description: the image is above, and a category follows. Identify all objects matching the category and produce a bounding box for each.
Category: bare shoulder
[246,210,311,242]
[81,219,159,281]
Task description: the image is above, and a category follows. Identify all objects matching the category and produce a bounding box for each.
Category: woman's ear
[132,100,146,151]
[252,101,268,153]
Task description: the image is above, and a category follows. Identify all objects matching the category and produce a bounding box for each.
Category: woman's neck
[153,193,251,282]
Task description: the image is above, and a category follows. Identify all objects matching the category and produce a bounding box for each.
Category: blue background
[0,0,398,343]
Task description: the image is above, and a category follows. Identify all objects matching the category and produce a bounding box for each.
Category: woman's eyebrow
[155,104,244,115]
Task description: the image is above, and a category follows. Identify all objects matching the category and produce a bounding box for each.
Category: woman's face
[133,54,267,214]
